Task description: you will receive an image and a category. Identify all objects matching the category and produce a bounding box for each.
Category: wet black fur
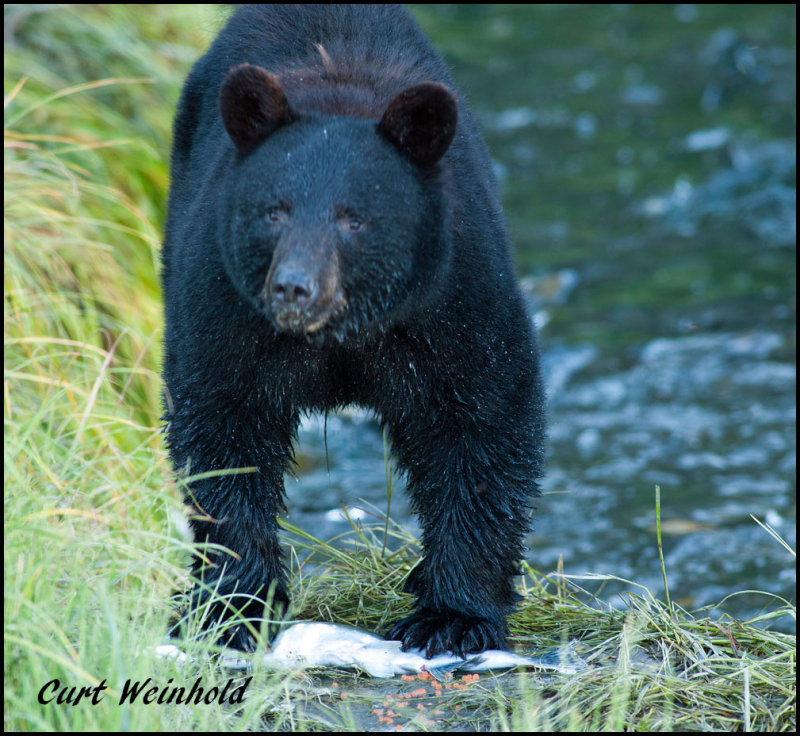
[162,4,546,657]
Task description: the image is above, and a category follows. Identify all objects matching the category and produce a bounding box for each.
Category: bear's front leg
[386,499,530,655]
[381,341,544,657]
[166,395,297,652]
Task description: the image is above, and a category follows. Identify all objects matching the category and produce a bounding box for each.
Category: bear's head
[217,63,458,341]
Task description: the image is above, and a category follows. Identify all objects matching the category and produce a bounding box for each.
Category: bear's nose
[270,267,316,307]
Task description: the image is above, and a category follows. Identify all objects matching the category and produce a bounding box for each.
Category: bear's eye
[336,210,364,234]
[266,207,284,224]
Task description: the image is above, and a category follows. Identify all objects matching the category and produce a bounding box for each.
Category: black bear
[162,4,546,657]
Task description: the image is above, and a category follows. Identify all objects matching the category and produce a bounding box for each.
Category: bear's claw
[388,608,506,659]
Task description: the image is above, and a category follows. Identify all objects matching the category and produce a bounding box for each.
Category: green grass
[4,4,796,732]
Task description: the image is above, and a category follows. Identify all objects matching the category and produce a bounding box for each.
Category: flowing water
[283,4,796,630]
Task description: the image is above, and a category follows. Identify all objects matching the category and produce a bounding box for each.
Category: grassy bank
[4,5,795,731]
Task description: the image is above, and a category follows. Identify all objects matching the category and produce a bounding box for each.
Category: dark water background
[283,4,796,629]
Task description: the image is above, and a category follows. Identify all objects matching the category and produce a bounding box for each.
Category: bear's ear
[219,63,292,152]
[378,82,458,168]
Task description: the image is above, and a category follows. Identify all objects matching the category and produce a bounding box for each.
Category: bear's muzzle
[264,236,345,333]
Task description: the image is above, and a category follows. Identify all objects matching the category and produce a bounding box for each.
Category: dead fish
[258,622,406,678]
[250,622,588,678]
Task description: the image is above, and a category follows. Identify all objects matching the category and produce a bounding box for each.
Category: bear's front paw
[170,607,260,652]
[171,585,288,652]
[217,619,260,652]
[387,608,506,658]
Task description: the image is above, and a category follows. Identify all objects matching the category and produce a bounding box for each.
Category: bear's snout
[264,239,344,334]
[270,264,316,308]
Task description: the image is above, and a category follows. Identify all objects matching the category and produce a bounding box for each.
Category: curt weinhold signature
[38,676,252,706]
